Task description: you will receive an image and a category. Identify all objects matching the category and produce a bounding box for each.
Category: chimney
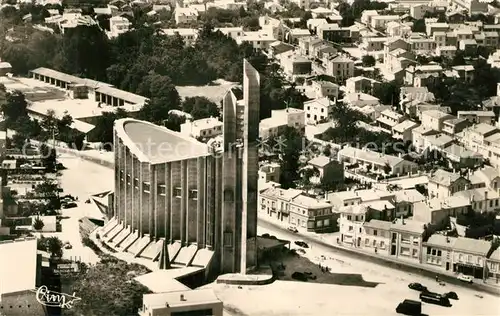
[446,236,450,243]
[401,215,405,225]
[180,294,186,301]
[358,93,361,100]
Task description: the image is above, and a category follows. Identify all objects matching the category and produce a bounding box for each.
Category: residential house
[371,15,400,30]
[180,117,222,139]
[421,133,454,153]
[108,16,131,38]
[443,143,484,167]
[409,37,437,54]
[450,0,488,15]
[345,76,381,94]
[307,18,328,34]
[433,32,447,48]
[436,45,457,58]
[413,195,471,226]
[162,28,198,46]
[442,118,469,136]
[307,155,344,183]
[453,188,500,213]
[362,219,392,254]
[460,123,499,153]
[412,125,440,152]
[392,120,419,142]
[339,204,370,247]
[344,93,380,108]
[376,109,404,133]
[338,146,418,175]
[304,97,332,124]
[386,21,411,37]
[215,26,243,40]
[422,235,457,272]
[259,108,305,139]
[389,218,426,262]
[426,22,450,36]
[237,30,276,50]
[472,166,500,192]
[405,65,443,86]
[306,80,339,99]
[325,54,355,81]
[446,11,465,24]
[393,189,426,218]
[428,169,470,199]
[410,4,432,20]
[174,6,198,25]
[361,10,379,25]
[317,23,350,42]
[291,0,310,9]
[268,41,294,59]
[259,186,302,221]
[452,237,491,279]
[281,53,312,79]
[421,109,455,132]
[287,28,311,43]
[452,65,475,82]
[361,37,389,52]
[258,162,281,183]
[398,86,434,115]
[459,39,478,54]
[457,111,496,125]
[486,248,500,284]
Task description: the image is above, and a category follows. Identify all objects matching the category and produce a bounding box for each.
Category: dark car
[291,272,308,282]
[396,299,422,315]
[408,283,427,292]
[443,291,458,300]
[62,202,77,209]
[294,241,309,248]
[420,292,451,307]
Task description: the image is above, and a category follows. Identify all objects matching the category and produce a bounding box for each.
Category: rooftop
[422,109,452,119]
[453,237,491,256]
[453,188,500,201]
[117,118,210,164]
[363,219,391,231]
[393,120,419,132]
[308,155,333,168]
[424,235,457,249]
[292,194,331,209]
[468,123,498,136]
[338,146,407,167]
[394,189,425,203]
[0,237,37,295]
[390,218,426,235]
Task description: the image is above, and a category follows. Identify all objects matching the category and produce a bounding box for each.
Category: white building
[259,108,305,139]
[108,16,131,38]
[303,97,332,124]
[180,117,223,139]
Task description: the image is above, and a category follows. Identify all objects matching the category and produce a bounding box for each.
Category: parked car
[396,299,422,315]
[294,241,309,248]
[295,248,306,255]
[457,273,473,284]
[443,291,458,300]
[291,272,308,282]
[419,292,451,307]
[261,233,270,238]
[287,226,298,233]
[62,202,77,209]
[408,283,427,292]
[63,243,72,250]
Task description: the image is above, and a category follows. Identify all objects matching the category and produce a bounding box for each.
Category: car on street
[291,272,308,282]
[443,291,458,300]
[419,291,451,307]
[408,283,427,292]
[287,226,298,233]
[62,202,77,209]
[457,273,473,284]
[294,241,309,248]
[396,299,421,315]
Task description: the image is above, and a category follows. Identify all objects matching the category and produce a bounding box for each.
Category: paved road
[258,218,500,296]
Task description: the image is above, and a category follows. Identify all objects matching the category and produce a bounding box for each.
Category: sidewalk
[258,213,500,296]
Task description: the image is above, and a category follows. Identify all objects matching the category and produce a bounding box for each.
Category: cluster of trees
[428,59,500,114]
[37,235,63,258]
[64,256,151,316]
[337,0,388,27]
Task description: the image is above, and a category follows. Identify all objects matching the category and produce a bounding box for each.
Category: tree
[383,163,392,175]
[412,19,426,33]
[1,91,28,126]
[92,110,128,150]
[33,217,44,230]
[39,143,57,172]
[181,96,220,120]
[372,81,400,106]
[278,127,303,189]
[46,236,63,258]
[11,133,26,149]
[361,55,376,67]
[34,178,58,198]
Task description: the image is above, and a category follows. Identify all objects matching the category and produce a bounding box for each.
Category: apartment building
[259,108,305,139]
[389,218,426,263]
[393,189,426,218]
[259,187,336,232]
[405,65,443,86]
[370,15,400,29]
[317,23,350,42]
[362,219,392,255]
[457,111,496,125]
[486,248,500,284]
[345,76,381,94]
[452,237,491,279]
[422,234,457,272]
[442,118,470,136]
[339,204,369,247]
[412,125,440,152]
[409,38,437,53]
[428,169,470,199]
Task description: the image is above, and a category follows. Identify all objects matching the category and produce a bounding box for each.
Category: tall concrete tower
[220,59,260,274]
[241,59,260,273]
